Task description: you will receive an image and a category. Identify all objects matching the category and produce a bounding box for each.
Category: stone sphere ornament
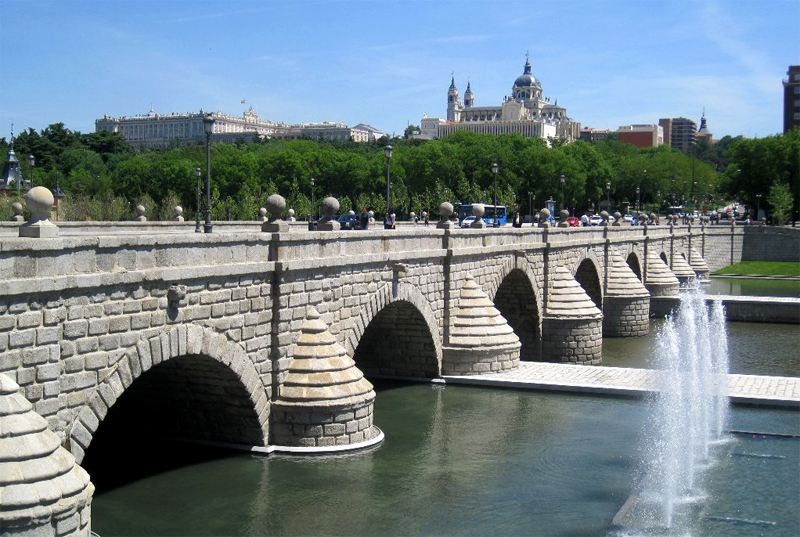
[439,202,454,218]
[25,186,54,223]
[135,204,147,222]
[20,186,58,238]
[320,197,339,221]
[265,194,286,220]
[262,194,289,232]
[10,201,24,222]
[538,208,551,228]
[472,203,485,218]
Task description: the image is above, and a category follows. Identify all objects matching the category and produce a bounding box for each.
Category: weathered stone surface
[0,374,94,536]
[443,274,520,375]
[644,251,680,297]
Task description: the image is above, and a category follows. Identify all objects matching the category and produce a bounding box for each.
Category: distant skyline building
[417,54,580,142]
[784,65,800,133]
[95,106,383,150]
[579,127,610,143]
[659,117,697,152]
[617,124,664,148]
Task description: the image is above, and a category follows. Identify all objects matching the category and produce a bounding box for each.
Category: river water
[88,316,800,536]
[706,277,800,298]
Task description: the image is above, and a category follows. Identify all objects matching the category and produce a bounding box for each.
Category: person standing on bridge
[360,207,370,230]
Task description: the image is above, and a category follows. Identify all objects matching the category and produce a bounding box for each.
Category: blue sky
[1,0,798,140]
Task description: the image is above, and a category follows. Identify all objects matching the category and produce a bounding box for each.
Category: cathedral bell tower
[464,81,474,108]
[447,75,463,122]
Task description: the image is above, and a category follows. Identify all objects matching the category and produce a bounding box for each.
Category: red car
[565,216,580,227]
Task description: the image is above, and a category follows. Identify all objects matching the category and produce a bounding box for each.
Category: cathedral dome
[514,56,540,88]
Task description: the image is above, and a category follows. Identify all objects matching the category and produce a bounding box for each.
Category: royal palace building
[418,54,580,142]
[95,107,383,150]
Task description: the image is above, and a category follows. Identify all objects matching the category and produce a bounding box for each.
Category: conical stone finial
[271,307,380,450]
[0,374,94,536]
[688,247,710,281]
[603,255,650,337]
[644,251,680,297]
[442,274,520,375]
[670,253,696,288]
[542,267,603,364]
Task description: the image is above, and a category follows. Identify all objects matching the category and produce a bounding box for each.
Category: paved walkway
[440,362,800,408]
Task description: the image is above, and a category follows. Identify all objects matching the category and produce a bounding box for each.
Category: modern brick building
[784,65,800,133]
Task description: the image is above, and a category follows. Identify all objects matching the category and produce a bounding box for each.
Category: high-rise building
[418,54,580,142]
[659,117,697,152]
[783,65,800,133]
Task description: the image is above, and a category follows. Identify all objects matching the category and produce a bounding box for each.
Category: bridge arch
[490,262,542,362]
[626,252,643,281]
[573,257,603,309]
[349,282,442,378]
[70,325,269,464]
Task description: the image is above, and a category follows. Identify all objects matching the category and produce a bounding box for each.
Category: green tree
[767,182,793,225]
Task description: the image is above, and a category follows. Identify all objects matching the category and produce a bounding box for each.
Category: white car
[460,216,476,228]
[623,214,634,223]
[589,215,603,226]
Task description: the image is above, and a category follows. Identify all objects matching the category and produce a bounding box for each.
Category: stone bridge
[0,219,789,466]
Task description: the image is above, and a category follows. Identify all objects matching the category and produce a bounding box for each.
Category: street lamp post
[756,194,762,221]
[528,191,533,223]
[310,177,316,227]
[28,154,35,188]
[384,145,393,217]
[195,167,202,232]
[636,186,640,212]
[560,174,565,213]
[492,162,499,227]
[203,113,215,233]
[606,182,611,212]
[52,174,65,221]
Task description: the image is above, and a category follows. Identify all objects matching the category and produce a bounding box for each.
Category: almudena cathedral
[417,53,581,142]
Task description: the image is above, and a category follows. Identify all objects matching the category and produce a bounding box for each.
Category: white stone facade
[418,54,580,142]
[96,107,383,149]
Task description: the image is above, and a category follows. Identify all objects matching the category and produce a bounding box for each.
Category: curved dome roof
[514,57,540,88]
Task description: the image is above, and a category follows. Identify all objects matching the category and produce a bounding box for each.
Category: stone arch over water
[493,268,541,362]
[351,282,441,378]
[70,325,269,465]
[626,252,643,281]
[574,258,603,309]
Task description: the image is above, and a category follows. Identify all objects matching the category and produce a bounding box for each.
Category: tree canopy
[2,123,797,222]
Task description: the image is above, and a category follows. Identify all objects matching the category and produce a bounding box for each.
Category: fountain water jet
[616,287,730,532]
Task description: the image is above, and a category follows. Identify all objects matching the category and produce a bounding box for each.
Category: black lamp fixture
[384,145,393,216]
[310,176,316,225]
[52,174,66,221]
[28,154,35,188]
[492,162,499,227]
[203,113,215,233]
[195,167,202,233]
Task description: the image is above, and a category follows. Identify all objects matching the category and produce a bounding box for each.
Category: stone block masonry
[0,224,789,461]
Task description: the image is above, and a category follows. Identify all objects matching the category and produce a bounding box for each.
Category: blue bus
[454,203,508,226]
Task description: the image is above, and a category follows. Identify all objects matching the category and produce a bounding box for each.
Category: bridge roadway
[439,362,800,408]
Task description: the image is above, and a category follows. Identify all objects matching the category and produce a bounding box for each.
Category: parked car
[337,213,360,230]
[461,216,476,228]
[565,216,580,227]
[623,214,634,223]
[589,215,603,226]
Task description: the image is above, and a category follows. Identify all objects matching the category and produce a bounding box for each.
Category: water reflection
[90,383,800,537]
[706,277,800,298]
[602,320,800,377]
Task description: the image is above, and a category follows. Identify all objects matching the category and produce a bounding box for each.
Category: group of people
[355,207,431,230]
